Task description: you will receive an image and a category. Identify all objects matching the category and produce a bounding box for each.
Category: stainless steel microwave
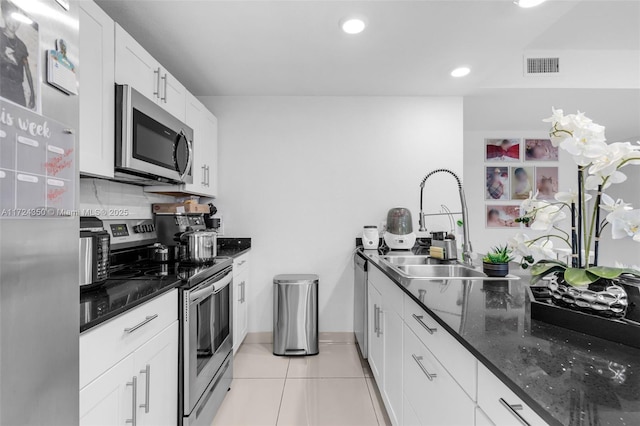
[115,84,193,185]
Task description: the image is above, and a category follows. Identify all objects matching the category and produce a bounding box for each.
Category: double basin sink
[380,255,519,281]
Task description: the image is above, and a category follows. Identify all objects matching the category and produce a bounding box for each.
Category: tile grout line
[274,357,290,425]
[363,376,383,426]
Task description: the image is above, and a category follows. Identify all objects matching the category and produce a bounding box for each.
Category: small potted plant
[483,245,514,277]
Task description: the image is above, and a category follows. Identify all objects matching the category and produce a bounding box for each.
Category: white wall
[464,89,640,266]
[199,96,463,332]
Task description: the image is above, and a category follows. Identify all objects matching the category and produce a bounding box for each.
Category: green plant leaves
[531,262,566,276]
[587,266,626,279]
[564,268,600,286]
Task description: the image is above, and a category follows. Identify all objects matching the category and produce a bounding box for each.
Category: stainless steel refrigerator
[0,0,79,424]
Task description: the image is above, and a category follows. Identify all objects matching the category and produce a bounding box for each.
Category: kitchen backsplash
[80,178,175,219]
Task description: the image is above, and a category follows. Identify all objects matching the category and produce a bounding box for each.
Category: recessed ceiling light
[11,11,33,25]
[341,18,366,35]
[451,67,471,78]
[514,0,547,8]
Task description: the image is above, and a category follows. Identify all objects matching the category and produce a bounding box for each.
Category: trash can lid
[274,274,319,284]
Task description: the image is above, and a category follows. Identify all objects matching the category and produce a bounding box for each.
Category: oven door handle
[189,270,233,303]
[213,271,232,294]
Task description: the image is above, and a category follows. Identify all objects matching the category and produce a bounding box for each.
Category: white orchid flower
[560,132,608,166]
[520,191,542,214]
[554,189,592,204]
[585,170,627,190]
[529,239,556,261]
[600,193,633,222]
[530,204,567,233]
[589,142,638,177]
[507,233,532,257]
[609,209,640,242]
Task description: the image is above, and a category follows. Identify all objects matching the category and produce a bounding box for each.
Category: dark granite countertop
[217,237,251,258]
[359,249,640,426]
[80,274,180,333]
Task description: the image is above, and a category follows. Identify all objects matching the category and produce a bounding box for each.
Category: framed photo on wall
[535,166,559,200]
[0,0,40,112]
[511,166,534,200]
[525,139,558,161]
[485,138,521,162]
[486,205,521,228]
[485,167,510,201]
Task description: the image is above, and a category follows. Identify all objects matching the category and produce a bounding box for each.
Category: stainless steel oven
[181,262,233,426]
[115,84,193,185]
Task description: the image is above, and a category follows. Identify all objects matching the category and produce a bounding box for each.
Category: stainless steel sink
[380,256,443,266]
[397,264,487,278]
[379,256,519,280]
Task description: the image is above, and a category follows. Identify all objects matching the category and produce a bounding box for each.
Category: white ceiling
[96,0,640,96]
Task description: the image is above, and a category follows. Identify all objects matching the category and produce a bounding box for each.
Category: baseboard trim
[243,331,355,344]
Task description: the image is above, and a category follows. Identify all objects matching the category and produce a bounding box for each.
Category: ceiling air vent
[525,57,560,75]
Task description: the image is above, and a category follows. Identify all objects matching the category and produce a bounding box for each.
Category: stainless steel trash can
[273,274,319,356]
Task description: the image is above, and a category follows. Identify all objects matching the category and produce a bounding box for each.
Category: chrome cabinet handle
[153,68,161,98]
[124,314,158,334]
[412,354,437,381]
[238,281,243,303]
[499,398,530,426]
[161,74,168,103]
[412,314,437,334]
[205,165,210,187]
[378,308,383,336]
[241,281,246,303]
[373,304,379,335]
[201,165,206,186]
[237,260,246,267]
[126,376,137,425]
[139,364,150,413]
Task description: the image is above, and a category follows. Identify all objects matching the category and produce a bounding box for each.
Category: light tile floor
[211,342,391,426]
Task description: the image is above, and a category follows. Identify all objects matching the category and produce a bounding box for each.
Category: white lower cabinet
[475,407,495,426]
[367,283,383,382]
[477,363,547,426]
[403,323,475,426]
[134,322,178,426]
[80,354,135,426]
[361,261,549,426]
[403,395,422,426]
[368,266,403,425]
[233,252,250,353]
[80,290,178,426]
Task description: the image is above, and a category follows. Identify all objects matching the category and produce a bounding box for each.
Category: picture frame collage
[484,138,560,228]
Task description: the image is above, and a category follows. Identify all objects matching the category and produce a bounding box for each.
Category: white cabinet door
[367,283,383,383]
[477,363,547,426]
[80,355,136,426]
[78,1,114,178]
[403,323,475,426]
[158,69,186,121]
[475,407,495,426]
[403,395,421,426]
[233,268,249,354]
[382,309,403,426]
[201,110,218,196]
[115,24,161,103]
[134,322,178,426]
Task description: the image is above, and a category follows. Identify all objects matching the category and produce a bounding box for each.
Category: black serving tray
[527,285,640,350]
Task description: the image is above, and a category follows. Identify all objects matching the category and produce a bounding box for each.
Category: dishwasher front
[354,252,368,358]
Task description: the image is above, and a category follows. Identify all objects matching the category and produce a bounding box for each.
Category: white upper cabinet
[115,24,186,122]
[78,1,115,178]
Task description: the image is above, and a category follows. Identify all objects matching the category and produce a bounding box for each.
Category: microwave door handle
[179,133,193,182]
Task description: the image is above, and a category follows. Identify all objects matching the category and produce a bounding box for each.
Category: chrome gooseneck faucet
[419,169,473,265]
